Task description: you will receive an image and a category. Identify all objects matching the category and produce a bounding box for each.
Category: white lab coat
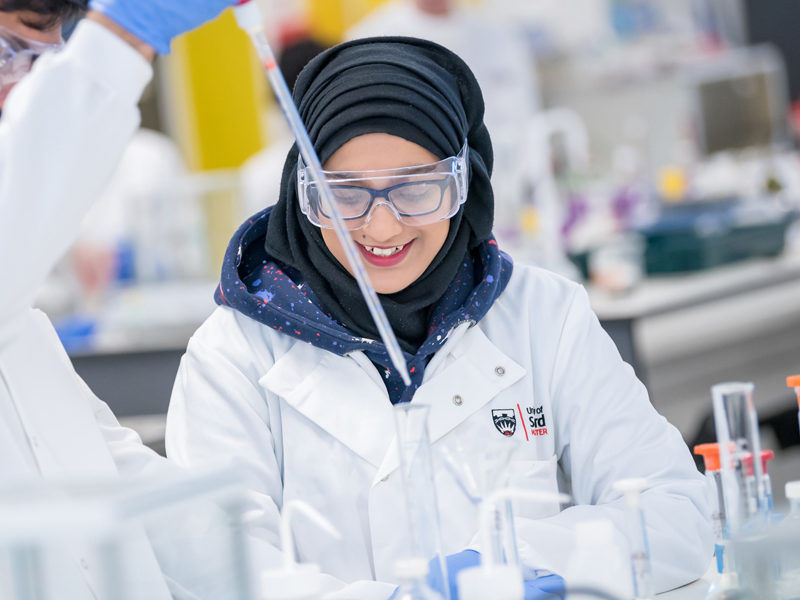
[0,21,173,600]
[166,262,714,598]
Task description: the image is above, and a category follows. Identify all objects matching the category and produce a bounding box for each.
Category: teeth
[365,245,404,257]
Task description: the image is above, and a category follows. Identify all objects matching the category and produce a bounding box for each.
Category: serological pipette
[232,0,412,386]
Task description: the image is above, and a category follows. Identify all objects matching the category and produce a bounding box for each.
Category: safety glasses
[298,140,470,230]
[0,25,63,92]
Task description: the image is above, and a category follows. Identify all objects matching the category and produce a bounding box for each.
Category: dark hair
[0,0,86,30]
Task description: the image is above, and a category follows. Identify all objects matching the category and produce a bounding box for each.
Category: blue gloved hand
[523,574,566,600]
[427,550,482,600]
[88,0,237,55]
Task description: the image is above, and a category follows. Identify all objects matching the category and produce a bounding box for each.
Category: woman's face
[320,133,451,294]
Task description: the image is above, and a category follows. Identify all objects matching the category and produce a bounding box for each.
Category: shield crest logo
[492,409,516,437]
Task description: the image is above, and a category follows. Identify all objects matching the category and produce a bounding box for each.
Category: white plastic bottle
[393,558,445,600]
[777,481,800,599]
[262,564,323,600]
[564,520,633,600]
[261,501,341,600]
[785,481,800,523]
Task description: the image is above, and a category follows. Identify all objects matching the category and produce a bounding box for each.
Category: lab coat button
[495,366,506,376]
[80,559,89,570]
[30,436,38,448]
[452,395,463,406]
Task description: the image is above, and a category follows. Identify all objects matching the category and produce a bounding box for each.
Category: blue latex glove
[88,0,237,55]
[524,575,566,600]
[427,550,481,600]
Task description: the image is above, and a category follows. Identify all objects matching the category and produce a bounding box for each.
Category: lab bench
[590,248,800,385]
[64,280,218,417]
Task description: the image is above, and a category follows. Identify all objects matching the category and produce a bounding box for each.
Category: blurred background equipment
[688,44,790,157]
[745,0,800,110]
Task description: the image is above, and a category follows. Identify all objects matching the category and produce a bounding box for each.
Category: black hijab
[264,37,494,354]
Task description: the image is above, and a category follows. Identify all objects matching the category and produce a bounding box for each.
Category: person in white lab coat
[0,0,78,110]
[0,0,234,596]
[165,37,714,600]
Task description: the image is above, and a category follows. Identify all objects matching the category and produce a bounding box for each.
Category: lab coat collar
[260,340,395,470]
[260,323,526,478]
[217,206,515,405]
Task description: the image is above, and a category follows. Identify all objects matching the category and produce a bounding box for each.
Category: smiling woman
[262,37,496,360]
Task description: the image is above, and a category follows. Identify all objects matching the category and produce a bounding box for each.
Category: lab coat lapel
[260,340,396,469]
[0,312,118,478]
[373,325,526,484]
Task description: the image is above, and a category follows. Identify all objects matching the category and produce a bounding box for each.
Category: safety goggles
[298,141,470,230]
[0,25,64,91]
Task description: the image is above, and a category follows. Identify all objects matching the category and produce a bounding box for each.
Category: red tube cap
[742,449,775,476]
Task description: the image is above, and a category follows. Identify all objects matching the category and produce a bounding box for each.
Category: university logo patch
[492,409,516,437]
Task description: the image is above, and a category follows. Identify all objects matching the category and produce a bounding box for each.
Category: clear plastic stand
[437,442,521,569]
[712,382,767,537]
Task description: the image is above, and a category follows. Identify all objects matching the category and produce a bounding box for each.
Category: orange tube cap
[694,443,721,472]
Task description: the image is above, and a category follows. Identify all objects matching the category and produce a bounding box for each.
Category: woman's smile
[357,239,415,267]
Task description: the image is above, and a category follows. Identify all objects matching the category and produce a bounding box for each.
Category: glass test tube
[712,382,767,536]
[394,404,450,600]
[694,443,728,575]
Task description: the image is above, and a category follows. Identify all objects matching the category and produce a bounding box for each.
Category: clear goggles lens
[0,25,63,90]
[298,141,469,230]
